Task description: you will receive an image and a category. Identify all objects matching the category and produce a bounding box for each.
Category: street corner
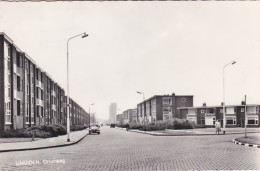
[232,135,260,148]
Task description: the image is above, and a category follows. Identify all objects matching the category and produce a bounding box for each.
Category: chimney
[203,103,206,107]
[221,102,224,106]
[241,101,246,105]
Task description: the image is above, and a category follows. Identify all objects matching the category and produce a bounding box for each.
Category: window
[41,107,44,118]
[248,120,257,125]
[163,107,170,114]
[226,117,236,125]
[41,72,43,82]
[17,75,20,91]
[6,44,11,57]
[182,98,186,103]
[163,97,172,106]
[5,102,11,124]
[26,103,29,124]
[226,120,233,124]
[41,90,43,100]
[220,109,223,113]
[16,53,20,67]
[241,108,244,112]
[201,110,204,113]
[31,108,35,124]
[17,100,21,116]
[36,68,38,80]
[163,115,170,120]
[26,81,29,95]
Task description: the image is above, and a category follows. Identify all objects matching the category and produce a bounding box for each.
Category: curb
[232,139,260,148]
[130,130,216,136]
[0,132,89,153]
[128,130,251,136]
[117,127,260,136]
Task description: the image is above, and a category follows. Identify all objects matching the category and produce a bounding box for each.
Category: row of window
[199,107,256,114]
[3,42,87,126]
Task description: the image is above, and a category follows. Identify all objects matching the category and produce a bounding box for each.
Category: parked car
[110,124,116,128]
[89,125,100,135]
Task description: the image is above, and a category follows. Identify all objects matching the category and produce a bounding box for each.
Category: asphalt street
[0,126,259,171]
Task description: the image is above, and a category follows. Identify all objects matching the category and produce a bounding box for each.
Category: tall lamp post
[137,91,146,131]
[223,60,236,133]
[89,103,95,127]
[66,32,88,142]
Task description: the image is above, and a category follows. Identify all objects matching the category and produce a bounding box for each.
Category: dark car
[110,124,116,128]
[89,125,100,135]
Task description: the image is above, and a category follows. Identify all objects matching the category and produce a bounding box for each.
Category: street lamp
[136,91,145,101]
[137,91,146,131]
[223,60,236,133]
[89,103,95,127]
[66,32,88,142]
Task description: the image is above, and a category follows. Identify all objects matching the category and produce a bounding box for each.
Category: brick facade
[0,33,89,137]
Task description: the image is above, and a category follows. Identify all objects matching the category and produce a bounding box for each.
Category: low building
[177,102,260,127]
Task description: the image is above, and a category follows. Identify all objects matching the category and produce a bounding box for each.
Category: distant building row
[116,93,260,127]
[0,33,89,137]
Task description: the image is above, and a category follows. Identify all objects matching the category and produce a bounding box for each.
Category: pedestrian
[126,123,129,131]
[215,120,221,135]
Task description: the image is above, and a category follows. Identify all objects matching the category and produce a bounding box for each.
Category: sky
[0,2,260,120]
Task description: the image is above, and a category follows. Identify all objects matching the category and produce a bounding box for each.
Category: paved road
[0,126,259,171]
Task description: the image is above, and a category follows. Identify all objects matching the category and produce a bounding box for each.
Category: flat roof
[137,94,193,105]
[177,104,260,110]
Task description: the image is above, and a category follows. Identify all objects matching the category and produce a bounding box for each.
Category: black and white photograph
[0,1,260,170]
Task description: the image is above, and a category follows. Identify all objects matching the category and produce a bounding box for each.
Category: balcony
[51,104,56,111]
[51,90,56,97]
[36,99,43,106]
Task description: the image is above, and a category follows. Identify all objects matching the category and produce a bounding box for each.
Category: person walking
[215,120,221,135]
[126,123,129,131]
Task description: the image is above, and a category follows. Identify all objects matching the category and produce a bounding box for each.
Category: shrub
[3,129,32,138]
[116,123,126,128]
[129,122,142,129]
[193,124,207,128]
[137,119,195,131]
[205,125,215,128]
[70,125,87,131]
[2,124,67,138]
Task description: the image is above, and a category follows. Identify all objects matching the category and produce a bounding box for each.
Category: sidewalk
[0,129,89,152]
[126,127,260,136]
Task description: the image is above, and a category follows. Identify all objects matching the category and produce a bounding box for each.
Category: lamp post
[89,103,95,127]
[223,60,236,133]
[66,32,88,142]
[137,91,146,131]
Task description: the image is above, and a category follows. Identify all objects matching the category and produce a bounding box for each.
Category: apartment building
[0,33,89,137]
[116,114,123,125]
[122,109,137,124]
[137,93,193,123]
[177,102,260,127]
